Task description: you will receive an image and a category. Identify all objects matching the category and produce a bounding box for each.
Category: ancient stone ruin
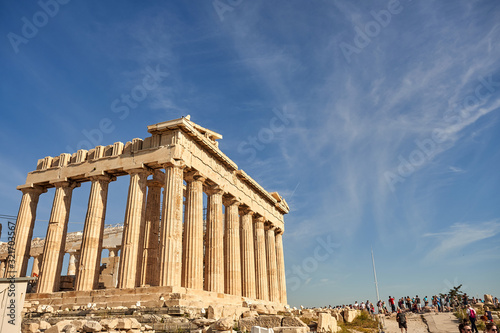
[1,116,290,312]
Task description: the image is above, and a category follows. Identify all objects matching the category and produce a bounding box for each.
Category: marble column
[37,181,77,293]
[254,216,268,301]
[117,169,148,289]
[31,255,41,277]
[140,173,163,287]
[0,260,5,277]
[275,229,287,304]
[265,224,279,302]
[182,171,205,290]
[240,207,256,299]
[12,186,45,278]
[159,161,185,287]
[224,196,241,296]
[204,186,224,293]
[75,175,113,291]
[67,251,78,276]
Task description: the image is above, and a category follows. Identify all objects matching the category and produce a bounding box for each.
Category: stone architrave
[159,161,185,287]
[275,229,287,304]
[11,186,45,278]
[117,169,148,289]
[182,171,205,290]
[140,172,163,287]
[265,224,279,302]
[224,196,241,296]
[254,216,269,301]
[204,186,224,293]
[75,175,114,291]
[240,207,256,299]
[37,181,78,293]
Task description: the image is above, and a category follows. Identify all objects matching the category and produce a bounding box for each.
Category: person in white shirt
[466,305,478,333]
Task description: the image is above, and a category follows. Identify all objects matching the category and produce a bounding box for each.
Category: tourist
[389,296,396,312]
[406,296,412,310]
[459,322,472,333]
[396,309,408,333]
[399,297,405,310]
[484,322,498,333]
[467,304,479,333]
[416,295,422,312]
[484,306,493,322]
[382,301,388,314]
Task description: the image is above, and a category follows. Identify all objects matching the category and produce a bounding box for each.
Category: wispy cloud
[422,220,500,262]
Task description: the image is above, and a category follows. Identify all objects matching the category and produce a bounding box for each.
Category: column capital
[147,180,164,187]
[88,174,116,183]
[222,195,240,207]
[18,184,47,195]
[205,185,224,196]
[185,170,206,183]
[49,180,80,189]
[239,205,254,216]
[254,215,266,224]
[162,159,186,170]
[124,166,152,175]
[275,227,284,235]
[265,223,275,231]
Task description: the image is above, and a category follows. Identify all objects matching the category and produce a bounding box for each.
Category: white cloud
[422,220,500,262]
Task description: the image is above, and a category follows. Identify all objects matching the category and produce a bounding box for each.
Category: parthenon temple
[1,116,289,310]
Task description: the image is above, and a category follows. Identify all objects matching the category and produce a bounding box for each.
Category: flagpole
[371,248,380,303]
[372,248,385,332]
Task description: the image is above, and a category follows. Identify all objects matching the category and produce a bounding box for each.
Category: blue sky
[1,1,499,307]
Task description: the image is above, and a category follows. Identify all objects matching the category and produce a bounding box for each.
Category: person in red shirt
[389,296,396,312]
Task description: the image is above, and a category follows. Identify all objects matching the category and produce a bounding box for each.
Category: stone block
[46,325,61,333]
[116,318,141,329]
[63,324,78,333]
[40,320,51,329]
[281,317,308,328]
[318,313,331,332]
[208,305,224,320]
[100,318,119,330]
[258,315,283,328]
[25,322,40,333]
[214,317,235,331]
[251,327,274,333]
[239,317,259,332]
[274,327,308,333]
[82,320,102,332]
[342,309,358,323]
[70,320,84,331]
[243,310,259,318]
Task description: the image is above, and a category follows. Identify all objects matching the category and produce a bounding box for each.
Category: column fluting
[37,181,77,293]
[75,175,113,291]
[254,216,269,300]
[224,197,241,296]
[240,207,256,299]
[12,186,45,278]
[140,172,163,287]
[265,224,279,302]
[31,255,41,277]
[204,186,224,293]
[117,169,148,289]
[182,171,205,290]
[159,161,185,287]
[275,229,287,304]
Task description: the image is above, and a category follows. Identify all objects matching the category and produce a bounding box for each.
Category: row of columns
[9,162,287,304]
